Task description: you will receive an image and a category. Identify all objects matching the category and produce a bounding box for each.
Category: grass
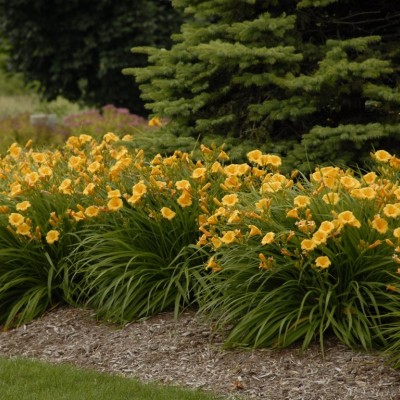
[0,95,41,118]
[0,55,42,117]
[0,357,221,400]
[0,94,85,119]
[0,56,85,119]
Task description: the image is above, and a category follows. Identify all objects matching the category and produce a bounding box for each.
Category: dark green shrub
[0,0,183,114]
[127,0,400,171]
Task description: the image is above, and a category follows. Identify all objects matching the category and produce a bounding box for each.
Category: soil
[1,306,400,399]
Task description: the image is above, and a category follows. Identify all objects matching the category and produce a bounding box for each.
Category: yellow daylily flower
[177,190,192,208]
[340,175,361,190]
[16,222,31,237]
[363,172,377,185]
[175,180,191,191]
[83,183,96,195]
[9,213,25,227]
[247,149,263,165]
[103,132,120,143]
[59,179,73,195]
[107,189,122,198]
[262,154,282,168]
[211,236,222,249]
[337,211,361,228]
[312,230,328,245]
[301,238,317,252]
[371,215,389,234]
[293,195,310,208]
[350,187,376,200]
[38,165,53,178]
[248,225,262,237]
[192,167,207,180]
[393,228,400,239]
[85,206,101,218]
[322,192,340,205]
[315,256,331,269]
[25,172,40,186]
[221,193,239,207]
[132,181,147,197]
[261,232,275,245]
[161,207,176,220]
[8,143,22,159]
[373,150,392,163]
[46,230,60,244]
[87,161,101,173]
[220,230,237,244]
[107,197,123,211]
[286,208,299,219]
[148,116,163,127]
[383,204,400,219]
[16,201,31,212]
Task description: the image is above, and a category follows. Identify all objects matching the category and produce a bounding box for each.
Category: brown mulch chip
[1,306,400,399]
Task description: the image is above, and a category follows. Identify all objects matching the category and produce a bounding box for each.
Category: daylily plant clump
[196,148,400,354]
[1,135,400,365]
[2,135,224,246]
[199,148,400,276]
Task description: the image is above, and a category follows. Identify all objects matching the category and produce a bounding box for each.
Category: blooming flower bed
[0,134,400,366]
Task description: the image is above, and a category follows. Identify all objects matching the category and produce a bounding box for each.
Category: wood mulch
[1,306,400,399]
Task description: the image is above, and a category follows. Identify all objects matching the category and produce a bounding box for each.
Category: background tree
[0,0,182,115]
[127,0,400,170]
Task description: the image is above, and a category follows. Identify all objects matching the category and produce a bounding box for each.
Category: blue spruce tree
[125,0,400,170]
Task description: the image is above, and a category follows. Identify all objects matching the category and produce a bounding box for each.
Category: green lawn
[0,61,84,118]
[0,94,85,118]
[0,94,40,117]
[0,357,222,400]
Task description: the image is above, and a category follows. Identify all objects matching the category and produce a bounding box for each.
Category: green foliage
[0,0,183,114]
[0,103,264,165]
[128,0,400,170]
[199,228,396,351]
[2,133,400,367]
[0,225,79,329]
[0,43,36,96]
[289,123,400,172]
[70,211,203,323]
[195,154,400,352]
[0,113,70,149]
[0,188,95,329]
[0,41,89,118]
[0,135,218,328]
[0,357,219,400]
[63,105,146,139]
[0,227,55,328]
[0,96,42,118]
[0,104,147,154]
